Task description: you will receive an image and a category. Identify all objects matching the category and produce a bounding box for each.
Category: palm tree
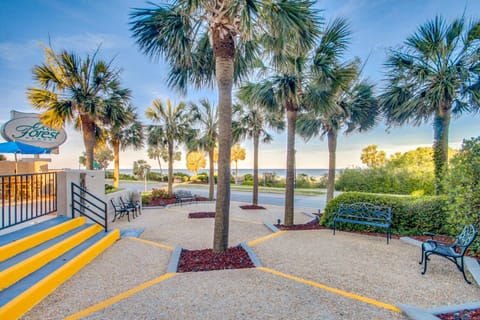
[298,18,379,203]
[105,104,144,188]
[145,98,193,195]
[28,46,127,169]
[233,102,284,205]
[299,71,378,202]
[147,145,167,176]
[130,0,320,252]
[381,16,480,194]
[189,99,218,200]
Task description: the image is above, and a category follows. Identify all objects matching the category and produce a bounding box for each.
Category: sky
[1,0,479,171]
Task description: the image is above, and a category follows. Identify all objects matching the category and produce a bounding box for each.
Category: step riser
[0,229,120,320]
[0,217,86,262]
[0,224,103,290]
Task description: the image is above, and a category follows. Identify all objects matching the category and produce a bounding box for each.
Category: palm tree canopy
[381,16,480,126]
[28,46,123,129]
[232,101,284,144]
[188,99,218,152]
[145,98,195,143]
[130,0,321,92]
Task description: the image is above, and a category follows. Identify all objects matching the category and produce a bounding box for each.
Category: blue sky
[1,0,479,170]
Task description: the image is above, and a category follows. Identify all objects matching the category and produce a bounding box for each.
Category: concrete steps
[0,216,119,319]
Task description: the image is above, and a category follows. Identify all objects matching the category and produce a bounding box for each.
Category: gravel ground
[21,202,479,320]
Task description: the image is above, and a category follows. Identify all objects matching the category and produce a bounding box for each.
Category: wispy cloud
[0,33,128,64]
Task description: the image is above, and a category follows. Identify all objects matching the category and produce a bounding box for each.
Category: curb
[397,304,439,320]
[239,242,262,267]
[398,302,480,320]
[263,221,281,233]
[166,246,182,273]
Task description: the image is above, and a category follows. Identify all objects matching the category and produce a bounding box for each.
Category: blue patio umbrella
[0,141,51,173]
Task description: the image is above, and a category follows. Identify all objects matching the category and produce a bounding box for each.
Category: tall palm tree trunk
[112,139,120,188]
[213,54,234,252]
[326,130,337,203]
[433,107,451,195]
[81,116,96,170]
[252,133,259,206]
[167,141,174,195]
[208,148,215,201]
[284,109,297,225]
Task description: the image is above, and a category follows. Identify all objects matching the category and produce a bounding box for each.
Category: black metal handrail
[71,182,107,232]
[1,172,57,230]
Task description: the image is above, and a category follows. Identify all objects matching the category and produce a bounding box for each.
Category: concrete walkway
[22,202,480,320]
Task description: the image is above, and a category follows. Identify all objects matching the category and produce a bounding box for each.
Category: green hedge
[320,192,448,236]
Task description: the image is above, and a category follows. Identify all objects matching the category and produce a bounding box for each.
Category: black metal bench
[110,199,133,222]
[419,224,478,283]
[333,202,392,243]
[175,190,196,206]
[120,196,141,218]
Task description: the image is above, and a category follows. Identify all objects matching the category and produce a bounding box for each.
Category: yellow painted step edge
[0,224,102,290]
[0,217,86,262]
[0,228,120,320]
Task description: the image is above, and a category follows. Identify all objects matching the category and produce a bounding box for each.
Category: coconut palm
[381,16,480,194]
[189,99,218,200]
[130,0,320,251]
[28,46,127,169]
[232,102,284,205]
[146,98,194,195]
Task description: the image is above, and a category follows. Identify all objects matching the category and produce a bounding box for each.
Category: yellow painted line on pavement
[125,237,174,251]
[248,231,286,247]
[257,267,401,313]
[64,273,177,320]
[231,218,264,225]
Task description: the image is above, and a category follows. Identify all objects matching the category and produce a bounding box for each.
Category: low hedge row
[320,192,448,236]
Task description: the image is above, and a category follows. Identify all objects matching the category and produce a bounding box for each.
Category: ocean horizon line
[113,168,343,177]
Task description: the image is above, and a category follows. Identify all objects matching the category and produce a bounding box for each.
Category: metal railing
[71,182,107,232]
[1,172,57,230]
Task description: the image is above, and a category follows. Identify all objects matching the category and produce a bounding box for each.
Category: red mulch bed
[437,309,480,320]
[188,211,215,219]
[177,246,255,272]
[240,204,266,210]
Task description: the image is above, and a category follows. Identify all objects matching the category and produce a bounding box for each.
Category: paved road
[118,181,329,211]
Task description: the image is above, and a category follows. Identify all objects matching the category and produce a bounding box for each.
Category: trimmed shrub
[320,192,448,236]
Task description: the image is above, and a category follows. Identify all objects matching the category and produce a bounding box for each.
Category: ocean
[118,168,330,178]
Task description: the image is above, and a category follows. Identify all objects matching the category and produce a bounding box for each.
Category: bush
[105,184,115,193]
[320,192,448,236]
[151,188,172,199]
[444,137,480,253]
[335,167,434,195]
[190,172,209,183]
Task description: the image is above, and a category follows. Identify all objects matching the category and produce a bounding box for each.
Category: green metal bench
[419,224,478,284]
[174,190,196,206]
[333,202,392,244]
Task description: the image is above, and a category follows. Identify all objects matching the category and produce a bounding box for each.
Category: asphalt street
[118,181,327,212]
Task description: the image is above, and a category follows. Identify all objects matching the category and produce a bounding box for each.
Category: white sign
[1,111,67,149]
